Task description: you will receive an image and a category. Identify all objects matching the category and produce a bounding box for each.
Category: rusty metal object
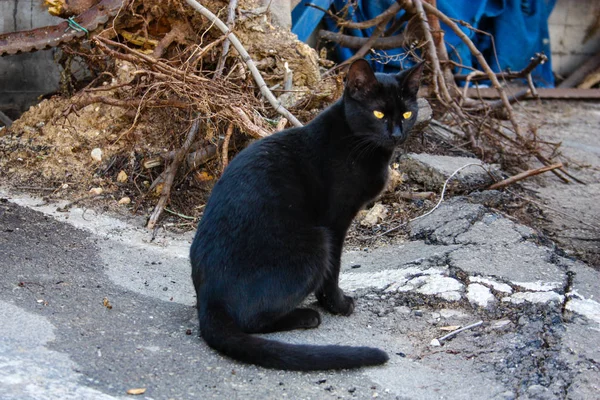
[0,0,125,56]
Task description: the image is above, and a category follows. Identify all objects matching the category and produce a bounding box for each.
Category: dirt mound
[0,0,323,225]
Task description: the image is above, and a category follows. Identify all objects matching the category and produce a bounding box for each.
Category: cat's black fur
[190,59,424,371]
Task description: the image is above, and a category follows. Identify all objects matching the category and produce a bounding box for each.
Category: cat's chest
[331,156,389,207]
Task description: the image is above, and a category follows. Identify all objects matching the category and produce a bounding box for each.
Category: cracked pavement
[1,189,599,399]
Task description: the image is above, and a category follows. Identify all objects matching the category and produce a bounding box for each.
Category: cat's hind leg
[246,308,322,333]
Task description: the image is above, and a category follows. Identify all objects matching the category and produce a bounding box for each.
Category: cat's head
[343,59,424,149]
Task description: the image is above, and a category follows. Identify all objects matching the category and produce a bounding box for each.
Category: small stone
[430,338,441,347]
[61,184,69,189]
[118,197,131,205]
[492,320,512,328]
[91,148,103,162]
[89,187,103,195]
[117,170,128,183]
[527,384,551,398]
[467,283,496,308]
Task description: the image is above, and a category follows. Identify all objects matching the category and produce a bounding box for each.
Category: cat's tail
[199,304,388,371]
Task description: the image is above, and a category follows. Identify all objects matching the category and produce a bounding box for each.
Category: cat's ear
[397,61,425,97]
[346,59,378,99]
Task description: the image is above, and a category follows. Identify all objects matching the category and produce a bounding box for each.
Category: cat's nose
[391,126,403,139]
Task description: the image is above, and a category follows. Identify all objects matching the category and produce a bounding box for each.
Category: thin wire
[378,163,488,236]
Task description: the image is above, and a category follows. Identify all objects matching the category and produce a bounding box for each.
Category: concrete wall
[0,0,62,120]
[549,0,600,78]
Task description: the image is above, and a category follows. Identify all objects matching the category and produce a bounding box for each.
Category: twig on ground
[164,207,196,220]
[187,144,217,169]
[230,106,271,138]
[430,321,484,346]
[221,122,234,170]
[147,118,200,229]
[396,191,435,200]
[184,0,303,127]
[488,163,563,190]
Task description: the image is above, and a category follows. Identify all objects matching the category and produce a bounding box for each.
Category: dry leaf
[195,171,214,183]
[126,388,146,395]
[154,182,164,196]
[439,325,461,331]
[102,298,113,310]
[360,203,388,227]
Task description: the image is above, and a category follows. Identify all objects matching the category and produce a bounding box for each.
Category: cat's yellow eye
[373,110,385,119]
[403,111,413,119]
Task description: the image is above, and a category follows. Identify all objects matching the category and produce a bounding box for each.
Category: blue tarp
[292,0,556,87]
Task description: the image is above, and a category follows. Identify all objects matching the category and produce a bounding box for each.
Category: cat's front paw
[317,291,355,316]
[335,295,355,316]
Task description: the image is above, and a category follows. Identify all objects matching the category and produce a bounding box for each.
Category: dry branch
[183,0,303,127]
[488,163,564,190]
[147,118,200,229]
[346,16,395,64]
[214,0,238,79]
[319,30,407,50]
[187,145,217,169]
[73,94,189,110]
[410,0,453,105]
[221,122,234,170]
[455,53,548,82]
[418,1,523,139]
[307,2,401,30]
[230,106,271,138]
[152,20,191,59]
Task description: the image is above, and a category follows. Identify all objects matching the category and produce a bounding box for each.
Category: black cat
[190,59,424,370]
